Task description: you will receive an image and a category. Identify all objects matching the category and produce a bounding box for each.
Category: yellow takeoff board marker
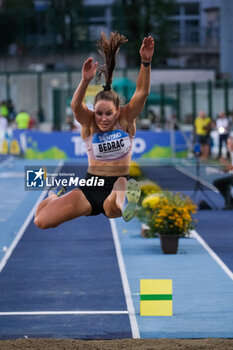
[140,279,172,316]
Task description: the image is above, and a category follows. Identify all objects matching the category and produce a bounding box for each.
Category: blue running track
[0,157,233,339]
[0,216,131,339]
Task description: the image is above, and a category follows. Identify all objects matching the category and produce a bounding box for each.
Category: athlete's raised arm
[121,36,154,122]
[71,57,98,126]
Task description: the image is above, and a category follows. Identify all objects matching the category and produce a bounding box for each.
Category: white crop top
[83,122,134,161]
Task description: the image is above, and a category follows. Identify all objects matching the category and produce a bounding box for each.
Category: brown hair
[94,31,128,108]
[94,90,120,109]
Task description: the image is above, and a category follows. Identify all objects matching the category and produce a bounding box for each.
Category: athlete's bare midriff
[87,154,131,176]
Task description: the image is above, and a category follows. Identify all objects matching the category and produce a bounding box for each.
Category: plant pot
[159,234,180,254]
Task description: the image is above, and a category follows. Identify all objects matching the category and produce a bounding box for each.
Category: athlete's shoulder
[117,115,136,137]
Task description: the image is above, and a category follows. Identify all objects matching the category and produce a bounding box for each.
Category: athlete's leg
[122,178,141,222]
[34,189,92,229]
[103,177,127,218]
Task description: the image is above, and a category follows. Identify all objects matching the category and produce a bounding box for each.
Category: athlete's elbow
[70,100,76,111]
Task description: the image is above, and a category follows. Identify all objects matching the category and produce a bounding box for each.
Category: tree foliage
[2,0,34,10]
[0,0,34,51]
[113,0,175,66]
[0,0,174,62]
[0,0,85,54]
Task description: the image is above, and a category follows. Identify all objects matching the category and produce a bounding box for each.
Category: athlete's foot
[122,178,141,222]
[48,185,67,198]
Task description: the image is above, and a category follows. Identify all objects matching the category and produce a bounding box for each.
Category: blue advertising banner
[10,129,190,159]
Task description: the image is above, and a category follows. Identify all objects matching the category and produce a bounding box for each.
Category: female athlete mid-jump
[34,32,154,229]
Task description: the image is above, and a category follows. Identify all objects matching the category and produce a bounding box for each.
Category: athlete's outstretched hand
[82,57,98,82]
[140,36,155,62]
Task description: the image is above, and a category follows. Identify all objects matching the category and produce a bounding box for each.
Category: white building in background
[168,0,220,70]
[83,0,223,73]
[220,0,233,79]
[84,0,115,40]
[163,0,233,79]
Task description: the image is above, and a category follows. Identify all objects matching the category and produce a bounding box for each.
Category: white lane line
[175,165,218,192]
[110,219,140,339]
[191,230,233,281]
[0,172,24,178]
[0,311,128,316]
[0,160,64,273]
[0,190,47,274]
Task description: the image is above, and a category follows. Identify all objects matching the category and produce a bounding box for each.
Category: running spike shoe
[48,185,67,197]
[122,178,141,222]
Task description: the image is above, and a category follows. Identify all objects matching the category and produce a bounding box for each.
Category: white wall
[150,69,215,85]
[127,69,216,85]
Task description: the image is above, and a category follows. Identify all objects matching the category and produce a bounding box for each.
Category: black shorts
[196,134,209,145]
[79,172,129,216]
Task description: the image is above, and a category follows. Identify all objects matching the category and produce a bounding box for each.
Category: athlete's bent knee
[104,209,122,218]
[34,216,52,229]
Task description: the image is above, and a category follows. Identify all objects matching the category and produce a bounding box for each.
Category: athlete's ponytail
[96,31,128,92]
[94,31,127,108]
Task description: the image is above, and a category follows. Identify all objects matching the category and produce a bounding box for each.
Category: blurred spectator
[62,115,81,132]
[185,113,194,124]
[215,112,230,159]
[28,114,38,129]
[213,137,233,210]
[7,99,16,122]
[147,109,162,129]
[15,110,31,129]
[0,114,8,131]
[194,110,212,160]
[140,119,151,130]
[62,115,75,131]
[148,109,157,124]
[167,113,179,130]
[0,101,9,118]
[0,115,8,153]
